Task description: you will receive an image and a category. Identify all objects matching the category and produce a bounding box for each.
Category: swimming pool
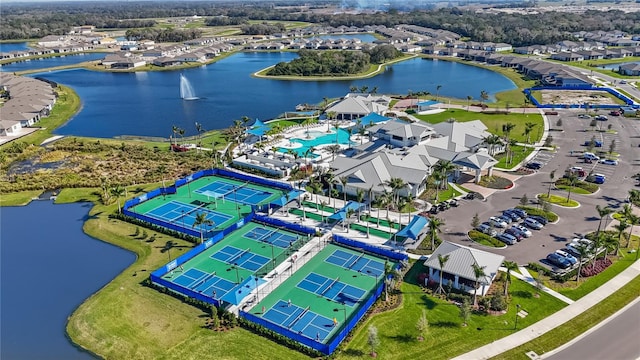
[279,128,354,158]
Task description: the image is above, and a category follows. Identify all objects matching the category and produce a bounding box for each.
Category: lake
[0,41,30,52]
[0,52,106,73]
[600,61,639,70]
[31,53,515,138]
[0,200,135,360]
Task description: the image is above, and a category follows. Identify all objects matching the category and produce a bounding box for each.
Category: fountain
[179,73,198,100]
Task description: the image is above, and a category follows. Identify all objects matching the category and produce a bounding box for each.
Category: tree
[435,84,442,101]
[564,173,578,203]
[471,263,487,307]
[483,134,502,156]
[339,176,349,204]
[345,208,356,233]
[416,310,429,341]
[356,188,365,218]
[433,160,456,188]
[523,122,537,144]
[466,95,473,111]
[171,125,179,146]
[574,242,591,282]
[432,172,445,202]
[459,298,471,327]
[471,213,480,229]
[429,217,444,250]
[110,185,125,213]
[613,220,629,254]
[519,194,528,206]
[193,212,214,244]
[502,261,518,296]
[502,122,516,141]
[547,170,556,199]
[595,205,613,237]
[609,139,616,155]
[436,254,450,294]
[479,90,489,109]
[367,325,380,357]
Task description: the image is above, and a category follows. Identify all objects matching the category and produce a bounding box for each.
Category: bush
[516,206,559,222]
[490,294,507,311]
[236,317,323,357]
[556,178,598,193]
[449,292,472,304]
[110,212,200,244]
[468,230,504,247]
[580,258,612,277]
[527,262,553,277]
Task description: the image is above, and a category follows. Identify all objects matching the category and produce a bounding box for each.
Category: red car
[609,110,621,116]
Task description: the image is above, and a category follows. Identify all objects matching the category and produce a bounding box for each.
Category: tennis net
[320,277,340,296]
[227,247,251,265]
[348,253,365,269]
[288,306,310,329]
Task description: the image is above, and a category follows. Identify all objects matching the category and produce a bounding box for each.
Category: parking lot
[440,109,640,266]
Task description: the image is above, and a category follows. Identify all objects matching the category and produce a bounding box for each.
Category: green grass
[336,262,567,360]
[547,56,640,79]
[494,146,534,169]
[0,190,42,206]
[537,194,579,208]
[516,206,559,222]
[413,109,544,143]
[554,185,591,195]
[468,230,505,248]
[359,215,401,229]
[491,275,640,360]
[349,223,393,239]
[290,207,324,222]
[421,184,463,203]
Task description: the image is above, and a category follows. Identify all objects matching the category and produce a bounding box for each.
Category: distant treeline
[267,45,402,77]
[2,1,639,47]
[125,28,203,42]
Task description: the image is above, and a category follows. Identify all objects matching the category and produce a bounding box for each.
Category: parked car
[489,216,508,228]
[568,166,587,178]
[578,114,592,119]
[505,227,524,241]
[509,208,528,218]
[502,210,522,221]
[429,206,439,214]
[513,224,533,237]
[583,152,600,161]
[555,249,578,265]
[525,162,542,170]
[595,115,608,121]
[546,253,572,269]
[498,215,513,224]
[448,199,459,207]
[476,223,497,237]
[583,140,602,147]
[496,233,517,245]
[528,215,549,226]
[609,110,621,116]
[464,192,477,200]
[587,173,606,184]
[599,158,618,166]
[523,217,544,230]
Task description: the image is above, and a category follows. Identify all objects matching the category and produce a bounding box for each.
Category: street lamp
[514,304,521,330]
[228,265,240,284]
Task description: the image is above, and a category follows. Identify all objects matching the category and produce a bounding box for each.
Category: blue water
[29,53,514,138]
[600,61,639,70]
[0,52,106,73]
[0,42,30,52]
[0,200,135,360]
[279,128,354,157]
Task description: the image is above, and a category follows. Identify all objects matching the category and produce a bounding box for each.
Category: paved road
[439,109,640,265]
[545,300,640,360]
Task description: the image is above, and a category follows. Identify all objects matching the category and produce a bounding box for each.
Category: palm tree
[466,95,473,111]
[502,261,519,296]
[564,173,578,203]
[428,217,444,250]
[626,213,639,246]
[471,263,487,307]
[331,188,339,209]
[436,254,450,294]
[523,122,537,144]
[602,232,618,261]
[356,188,365,219]
[502,122,516,141]
[433,160,456,188]
[192,212,214,244]
[195,122,204,149]
[479,90,489,110]
[547,170,556,198]
[435,84,442,101]
[327,144,341,161]
[339,176,349,205]
[595,205,614,236]
[406,193,415,223]
[320,201,328,222]
[171,125,179,146]
[326,111,337,131]
[432,172,445,202]
[382,190,393,219]
[110,185,125,213]
[507,138,518,165]
[178,127,186,146]
[613,220,629,254]
[345,208,356,232]
[483,134,502,156]
[574,243,591,282]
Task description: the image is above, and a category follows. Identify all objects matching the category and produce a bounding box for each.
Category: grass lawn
[336,262,567,360]
[413,109,544,143]
[537,194,579,208]
[494,146,533,169]
[468,230,505,248]
[554,185,591,195]
[548,56,640,79]
[420,184,462,203]
[65,197,309,360]
[491,275,640,360]
[0,190,43,206]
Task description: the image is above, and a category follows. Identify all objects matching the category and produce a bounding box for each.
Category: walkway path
[452,259,640,360]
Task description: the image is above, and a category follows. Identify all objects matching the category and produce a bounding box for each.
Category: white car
[489,216,508,228]
[513,225,532,238]
[523,217,543,230]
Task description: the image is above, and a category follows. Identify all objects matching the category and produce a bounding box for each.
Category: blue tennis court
[243,226,298,248]
[170,268,237,298]
[194,180,273,206]
[145,200,232,228]
[296,273,366,307]
[263,300,334,342]
[324,249,386,278]
[210,245,271,272]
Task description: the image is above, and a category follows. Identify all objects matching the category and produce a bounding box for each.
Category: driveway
[439,109,640,265]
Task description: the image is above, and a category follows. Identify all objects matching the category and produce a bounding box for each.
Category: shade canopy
[396,215,429,240]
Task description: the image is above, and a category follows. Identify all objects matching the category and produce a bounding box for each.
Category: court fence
[239,275,384,355]
[332,234,409,263]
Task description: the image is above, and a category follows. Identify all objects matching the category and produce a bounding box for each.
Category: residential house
[550,52,584,62]
[576,50,604,60]
[326,95,390,120]
[423,241,504,296]
[619,63,640,76]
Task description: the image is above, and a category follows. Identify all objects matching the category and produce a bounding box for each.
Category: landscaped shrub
[110,212,200,244]
[490,294,507,311]
[449,292,472,304]
[556,178,598,193]
[468,230,504,247]
[527,262,554,277]
[517,206,559,222]
[580,258,612,277]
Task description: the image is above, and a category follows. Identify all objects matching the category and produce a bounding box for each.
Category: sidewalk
[452,259,640,360]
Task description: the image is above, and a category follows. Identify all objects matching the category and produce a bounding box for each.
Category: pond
[0,41,30,52]
[0,200,135,360]
[0,52,106,73]
[600,61,640,70]
[30,53,515,138]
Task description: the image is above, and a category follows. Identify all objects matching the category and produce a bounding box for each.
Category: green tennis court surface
[131,175,288,233]
[250,243,391,344]
[161,221,305,304]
